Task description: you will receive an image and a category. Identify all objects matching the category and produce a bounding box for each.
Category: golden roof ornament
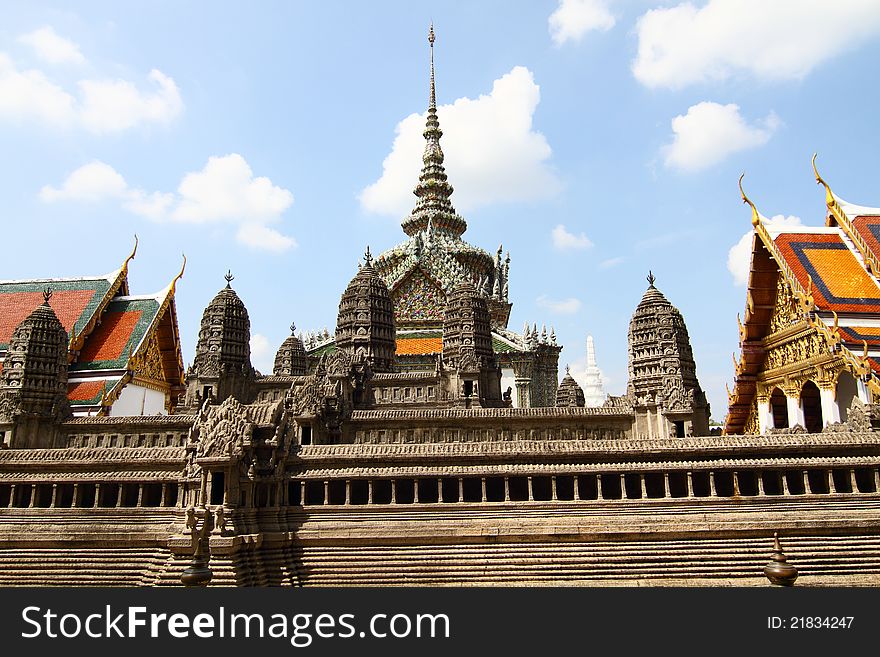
[738,173,761,227]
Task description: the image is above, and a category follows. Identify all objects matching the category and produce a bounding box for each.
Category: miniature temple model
[0,32,878,588]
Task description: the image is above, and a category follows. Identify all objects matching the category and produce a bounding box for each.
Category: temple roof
[0,242,184,413]
[0,238,136,357]
[725,166,880,433]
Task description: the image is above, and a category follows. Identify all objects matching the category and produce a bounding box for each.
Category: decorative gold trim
[68,235,139,361]
[739,173,813,314]
[813,153,880,278]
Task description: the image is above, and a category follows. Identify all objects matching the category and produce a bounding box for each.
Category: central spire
[401,24,468,239]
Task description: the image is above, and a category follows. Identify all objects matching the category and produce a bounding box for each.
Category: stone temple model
[0,32,878,587]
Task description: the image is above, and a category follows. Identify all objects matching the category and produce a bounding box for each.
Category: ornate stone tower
[0,289,70,448]
[556,366,585,408]
[442,280,502,406]
[627,272,710,437]
[184,272,255,408]
[273,323,307,376]
[374,26,511,328]
[335,248,397,373]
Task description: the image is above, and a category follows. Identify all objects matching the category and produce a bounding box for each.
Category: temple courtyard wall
[1,430,878,587]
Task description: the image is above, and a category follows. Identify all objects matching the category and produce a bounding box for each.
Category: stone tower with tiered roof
[184,272,255,408]
[627,273,709,437]
[335,249,397,373]
[0,289,70,448]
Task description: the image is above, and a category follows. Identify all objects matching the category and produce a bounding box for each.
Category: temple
[0,239,185,442]
[0,32,878,587]
[726,159,880,435]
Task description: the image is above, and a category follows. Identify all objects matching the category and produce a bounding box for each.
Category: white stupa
[582,335,607,406]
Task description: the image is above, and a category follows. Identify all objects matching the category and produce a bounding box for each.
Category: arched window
[770,387,788,429]
[800,381,823,433]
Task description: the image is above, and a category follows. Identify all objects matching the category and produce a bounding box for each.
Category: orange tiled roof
[0,290,97,345]
[852,215,880,264]
[68,380,106,402]
[837,326,880,347]
[78,310,143,363]
[774,232,880,313]
[396,336,442,355]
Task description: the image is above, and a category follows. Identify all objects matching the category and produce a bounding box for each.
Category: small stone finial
[764,532,798,586]
[565,364,570,375]
[364,246,373,266]
[224,270,234,287]
[42,287,52,305]
[647,271,656,287]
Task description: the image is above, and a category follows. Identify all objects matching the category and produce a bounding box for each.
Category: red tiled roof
[774,232,880,313]
[78,310,143,363]
[68,380,106,402]
[0,290,96,344]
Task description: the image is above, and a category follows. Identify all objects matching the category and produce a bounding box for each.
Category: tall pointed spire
[429,22,436,111]
[401,24,467,239]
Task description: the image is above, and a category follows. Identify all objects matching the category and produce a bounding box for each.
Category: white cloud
[236,224,297,253]
[173,154,293,224]
[549,0,615,45]
[0,30,181,133]
[40,161,128,201]
[18,26,85,65]
[537,294,582,314]
[249,333,275,375]
[663,102,779,172]
[41,155,296,252]
[727,214,802,286]
[552,224,593,250]
[360,66,560,217]
[633,0,880,89]
[0,53,76,126]
[78,69,182,134]
[599,256,624,269]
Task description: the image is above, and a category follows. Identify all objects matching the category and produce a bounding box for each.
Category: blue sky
[3,1,880,421]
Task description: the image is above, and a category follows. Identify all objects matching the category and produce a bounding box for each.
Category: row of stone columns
[2,482,178,509]
[295,467,880,506]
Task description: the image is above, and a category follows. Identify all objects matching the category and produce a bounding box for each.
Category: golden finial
[812,153,835,208]
[863,339,869,360]
[169,254,186,295]
[738,173,761,227]
[123,234,138,271]
[832,310,839,332]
